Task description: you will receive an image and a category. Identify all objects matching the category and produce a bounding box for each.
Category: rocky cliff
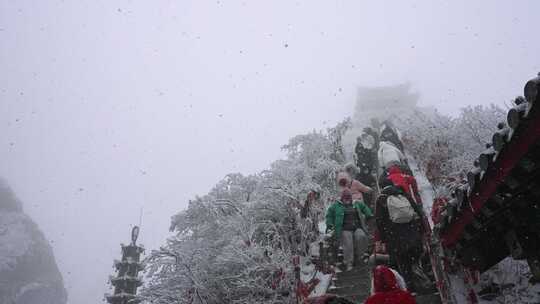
[0,181,67,304]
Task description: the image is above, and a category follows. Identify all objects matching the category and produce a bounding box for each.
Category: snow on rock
[0,181,67,304]
[0,212,33,271]
[447,274,470,304]
[477,258,540,304]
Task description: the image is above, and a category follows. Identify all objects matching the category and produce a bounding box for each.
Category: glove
[325,226,335,238]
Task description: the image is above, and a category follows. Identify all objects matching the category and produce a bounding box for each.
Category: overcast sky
[1,0,540,303]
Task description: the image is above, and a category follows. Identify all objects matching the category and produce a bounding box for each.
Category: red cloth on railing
[296,278,320,300]
[431,197,448,225]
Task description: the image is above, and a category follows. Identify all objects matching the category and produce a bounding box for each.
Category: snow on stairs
[329,262,371,303]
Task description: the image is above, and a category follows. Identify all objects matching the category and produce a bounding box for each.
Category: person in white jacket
[378,141,407,170]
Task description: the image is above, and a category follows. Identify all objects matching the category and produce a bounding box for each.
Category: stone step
[330,274,370,287]
[327,290,442,303]
[335,271,370,282]
[330,264,371,303]
[335,270,370,280]
[333,276,369,284]
[333,280,369,288]
[332,274,370,286]
[328,285,370,299]
[415,292,443,304]
[343,293,369,303]
[332,277,371,286]
[332,284,370,293]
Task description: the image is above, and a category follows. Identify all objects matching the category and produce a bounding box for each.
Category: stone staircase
[329,266,442,304]
[319,220,442,303]
[328,262,371,303]
[326,259,442,304]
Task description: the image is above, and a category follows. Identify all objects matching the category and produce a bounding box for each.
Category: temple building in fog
[353,83,420,126]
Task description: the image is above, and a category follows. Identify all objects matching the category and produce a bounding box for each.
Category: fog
[1,0,539,303]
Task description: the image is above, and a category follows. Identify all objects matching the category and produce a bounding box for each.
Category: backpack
[387,194,418,223]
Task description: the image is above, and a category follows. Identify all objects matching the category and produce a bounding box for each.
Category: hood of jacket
[380,185,404,196]
[387,165,402,175]
[336,171,351,184]
[372,265,400,293]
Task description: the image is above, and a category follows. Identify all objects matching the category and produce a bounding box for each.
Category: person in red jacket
[365,265,416,304]
[385,165,422,205]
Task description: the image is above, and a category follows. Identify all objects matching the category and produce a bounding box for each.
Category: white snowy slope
[0,182,67,304]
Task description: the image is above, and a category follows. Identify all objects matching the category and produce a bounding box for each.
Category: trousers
[341,228,368,267]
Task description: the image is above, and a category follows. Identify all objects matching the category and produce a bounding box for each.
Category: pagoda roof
[113,259,145,269]
[110,275,143,286]
[105,292,142,304]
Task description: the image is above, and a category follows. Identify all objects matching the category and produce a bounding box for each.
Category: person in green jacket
[326,188,373,271]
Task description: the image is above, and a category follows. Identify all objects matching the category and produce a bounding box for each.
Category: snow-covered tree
[141,121,350,304]
[395,104,506,186]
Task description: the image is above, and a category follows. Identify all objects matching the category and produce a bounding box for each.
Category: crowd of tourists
[305,121,434,304]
